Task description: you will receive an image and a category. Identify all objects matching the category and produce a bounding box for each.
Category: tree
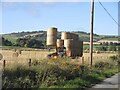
[16,38,44,49]
[109,46,117,51]
[113,42,118,46]
[109,42,113,46]
[95,46,108,51]
[102,42,108,46]
[1,37,12,46]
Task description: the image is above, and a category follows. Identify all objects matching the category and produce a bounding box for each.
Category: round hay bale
[12,49,16,52]
[64,39,73,51]
[46,27,57,46]
[84,49,89,53]
[12,52,19,57]
[96,50,100,54]
[0,53,3,60]
[71,33,79,40]
[57,39,64,47]
[93,50,96,53]
[17,49,22,54]
[74,40,83,57]
[61,32,71,39]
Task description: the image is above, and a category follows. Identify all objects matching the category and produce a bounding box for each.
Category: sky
[0,0,119,35]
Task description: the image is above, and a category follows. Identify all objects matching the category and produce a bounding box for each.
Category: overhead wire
[98,0,120,27]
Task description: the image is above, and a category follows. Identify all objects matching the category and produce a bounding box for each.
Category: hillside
[2,31,118,44]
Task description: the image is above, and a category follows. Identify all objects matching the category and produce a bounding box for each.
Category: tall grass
[2,56,119,89]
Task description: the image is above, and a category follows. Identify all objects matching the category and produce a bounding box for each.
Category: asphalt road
[88,73,120,90]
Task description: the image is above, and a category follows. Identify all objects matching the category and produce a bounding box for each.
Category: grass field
[0,49,117,68]
[3,35,19,44]
[1,51,119,89]
[0,50,47,68]
[101,37,118,41]
[0,49,119,89]
[3,31,118,44]
[0,46,20,49]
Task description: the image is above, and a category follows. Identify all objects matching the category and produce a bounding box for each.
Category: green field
[3,35,19,44]
[0,46,20,49]
[101,37,118,41]
[3,31,118,43]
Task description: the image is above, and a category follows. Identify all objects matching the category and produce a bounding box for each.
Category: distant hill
[2,31,118,44]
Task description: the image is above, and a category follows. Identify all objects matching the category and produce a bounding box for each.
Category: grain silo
[57,39,64,47]
[46,27,57,46]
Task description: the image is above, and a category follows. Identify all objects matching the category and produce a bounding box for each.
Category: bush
[110,55,120,65]
[94,61,114,69]
[3,66,38,88]
[109,46,117,51]
[95,46,108,51]
[110,55,118,61]
[2,58,119,89]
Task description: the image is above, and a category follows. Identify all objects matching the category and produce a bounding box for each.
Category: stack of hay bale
[12,49,22,57]
[61,32,83,57]
[12,52,19,57]
[46,27,83,58]
[46,27,57,46]
[16,49,22,54]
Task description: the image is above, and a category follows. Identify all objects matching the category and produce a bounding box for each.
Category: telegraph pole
[90,0,94,67]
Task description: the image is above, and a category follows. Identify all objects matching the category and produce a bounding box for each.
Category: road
[88,73,120,90]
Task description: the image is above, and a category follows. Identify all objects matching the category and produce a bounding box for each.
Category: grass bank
[2,57,119,89]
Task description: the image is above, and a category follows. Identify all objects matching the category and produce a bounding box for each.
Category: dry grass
[0,50,48,68]
[0,50,117,68]
[82,52,117,64]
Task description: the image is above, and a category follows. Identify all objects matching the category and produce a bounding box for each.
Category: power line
[98,0,120,27]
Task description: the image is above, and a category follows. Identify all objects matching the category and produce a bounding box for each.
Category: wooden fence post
[82,57,84,65]
[29,58,31,67]
[3,60,5,70]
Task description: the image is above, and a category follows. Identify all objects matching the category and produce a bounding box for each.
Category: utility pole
[90,0,94,67]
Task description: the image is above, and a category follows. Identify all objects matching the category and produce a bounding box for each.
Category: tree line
[1,37,45,49]
[16,38,44,49]
[1,37,12,46]
[1,36,119,51]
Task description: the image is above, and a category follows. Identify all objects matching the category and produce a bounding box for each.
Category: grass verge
[2,57,119,89]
